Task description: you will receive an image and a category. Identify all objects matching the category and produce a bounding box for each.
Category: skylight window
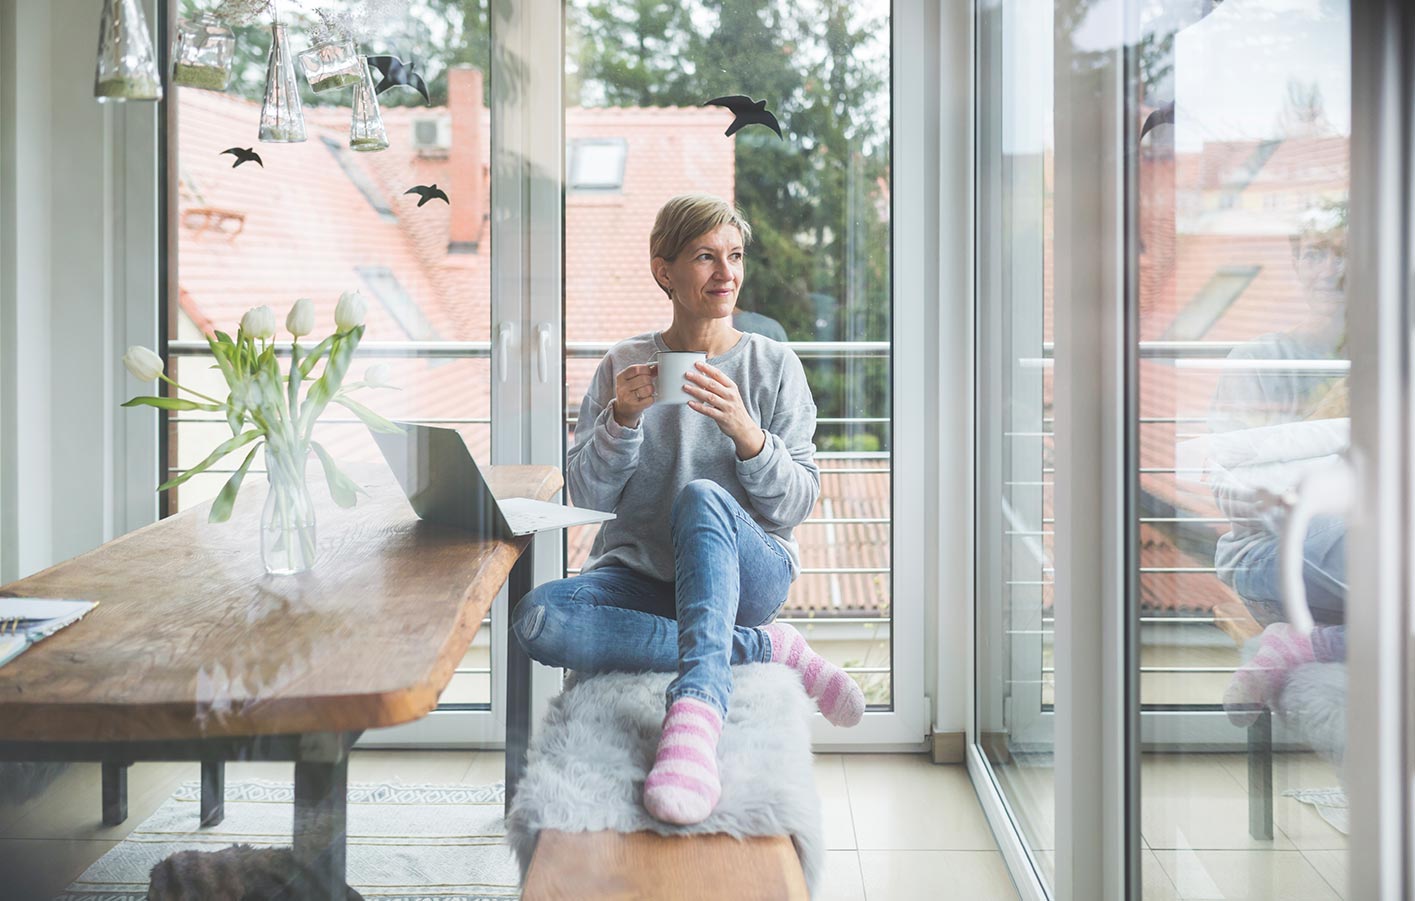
[568,138,628,191]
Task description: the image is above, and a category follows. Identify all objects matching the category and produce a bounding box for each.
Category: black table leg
[505,537,535,817]
[101,760,128,826]
[1248,710,1274,840]
[201,759,225,827]
[292,740,351,900]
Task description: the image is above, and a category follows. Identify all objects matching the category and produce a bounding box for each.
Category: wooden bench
[522,830,808,901]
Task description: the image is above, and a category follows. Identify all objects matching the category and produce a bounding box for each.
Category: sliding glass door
[555,0,928,745]
[973,0,1414,897]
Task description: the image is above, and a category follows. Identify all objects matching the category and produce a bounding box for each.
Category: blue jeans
[1230,514,1348,661]
[511,479,793,717]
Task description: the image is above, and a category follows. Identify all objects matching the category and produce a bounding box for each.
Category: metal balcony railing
[1000,341,1350,678]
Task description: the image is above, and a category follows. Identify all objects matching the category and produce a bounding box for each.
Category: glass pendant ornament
[258,23,306,143]
[298,38,364,92]
[93,0,163,102]
[349,58,389,152]
[171,13,236,91]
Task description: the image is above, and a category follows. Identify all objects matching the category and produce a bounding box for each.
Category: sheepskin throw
[506,663,824,895]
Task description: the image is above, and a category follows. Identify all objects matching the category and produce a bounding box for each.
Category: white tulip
[241,305,276,340]
[286,298,315,337]
[364,363,393,388]
[334,291,367,332]
[122,345,164,382]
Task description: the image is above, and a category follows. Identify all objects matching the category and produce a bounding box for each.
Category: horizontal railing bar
[172,416,493,425]
[776,616,892,625]
[566,340,892,359]
[1139,566,1219,573]
[566,567,892,576]
[566,415,890,426]
[841,666,891,675]
[1044,666,1239,674]
[453,668,493,676]
[818,468,890,475]
[170,340,491,358]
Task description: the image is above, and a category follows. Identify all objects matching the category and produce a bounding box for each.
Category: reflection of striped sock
[643,697,723,825]
[1222,622,1316,725]
[764,622,866,727]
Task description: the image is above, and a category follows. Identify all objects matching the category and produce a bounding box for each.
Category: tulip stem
[157,372,225,406]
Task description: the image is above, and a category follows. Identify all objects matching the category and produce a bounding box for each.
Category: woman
[512,194,865,826]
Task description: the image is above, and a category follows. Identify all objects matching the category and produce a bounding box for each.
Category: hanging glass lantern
[298,38,364,92]
[349,58,389,152]
[171,14,236,91]
[259,23,306,143]
[94,0,163,102]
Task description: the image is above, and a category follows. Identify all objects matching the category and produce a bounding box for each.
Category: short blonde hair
[649,194,752,294]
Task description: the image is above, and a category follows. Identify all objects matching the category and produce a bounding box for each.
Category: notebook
[0,597,98,669]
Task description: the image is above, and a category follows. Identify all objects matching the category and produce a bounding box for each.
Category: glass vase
[259,24,306,143]
[260,453,317,576]
[349,58,389,152]
[171,13,235,91]
[94,0,163,102]
[298,38,364,92]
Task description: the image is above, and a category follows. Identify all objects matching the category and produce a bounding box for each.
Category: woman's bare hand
[684,361,766,459]
[612,362,658,428]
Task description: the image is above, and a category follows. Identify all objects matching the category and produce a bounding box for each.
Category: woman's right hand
[612,362,658,428]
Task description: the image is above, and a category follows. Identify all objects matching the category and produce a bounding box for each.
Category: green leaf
[213,330,234,346]
[297,334,335,379]
[332,396,404,434]
[121,396,223,412]
[311,440,363,508]
[208,444,260,523]
[209,338,238,386]
[157,429,263,492]
[300,328,362,437]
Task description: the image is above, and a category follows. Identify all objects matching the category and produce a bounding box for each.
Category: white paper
[0,597,95,622]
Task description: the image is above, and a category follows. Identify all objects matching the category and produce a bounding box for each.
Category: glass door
[975,0,1414,897]
[556,0,928,745]
[164,0,521,746]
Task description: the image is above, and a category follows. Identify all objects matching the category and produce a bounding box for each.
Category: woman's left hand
[684,361,767,459]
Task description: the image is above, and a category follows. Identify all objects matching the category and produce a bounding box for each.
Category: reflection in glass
[1135,1,1350,897]
[975,0,1056,887]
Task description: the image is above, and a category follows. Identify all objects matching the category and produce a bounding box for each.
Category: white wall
[0,0,160,583]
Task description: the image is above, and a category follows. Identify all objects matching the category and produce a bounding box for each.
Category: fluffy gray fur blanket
[1275,661,1346,775]
[505,663,823,896]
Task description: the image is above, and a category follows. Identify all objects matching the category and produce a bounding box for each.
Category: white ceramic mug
[653,351,707,405]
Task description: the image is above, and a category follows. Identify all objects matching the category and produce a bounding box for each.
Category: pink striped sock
[1223,622,1316,726]
[643,697,723,825]
[764,622,865,727]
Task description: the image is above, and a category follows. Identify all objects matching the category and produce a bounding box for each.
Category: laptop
[371,421,615,537]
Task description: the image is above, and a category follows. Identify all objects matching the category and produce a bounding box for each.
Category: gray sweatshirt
[567,330,820,582]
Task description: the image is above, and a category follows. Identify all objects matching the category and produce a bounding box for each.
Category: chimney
[448,66,485,254]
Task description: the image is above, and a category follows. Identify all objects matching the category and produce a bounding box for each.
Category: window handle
[1262,459,1355,636]
[535,322,551,384]
[497,322,512,383]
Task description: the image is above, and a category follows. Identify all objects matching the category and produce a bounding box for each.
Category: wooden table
[0,463,559,898]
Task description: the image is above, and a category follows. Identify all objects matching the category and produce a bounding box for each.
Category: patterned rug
[56,779,520,901]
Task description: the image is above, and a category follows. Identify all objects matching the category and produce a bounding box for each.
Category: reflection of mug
[653,351,707,405]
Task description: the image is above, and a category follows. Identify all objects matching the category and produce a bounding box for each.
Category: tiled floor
[987,751,1350,900]
[0,751,1020,901]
